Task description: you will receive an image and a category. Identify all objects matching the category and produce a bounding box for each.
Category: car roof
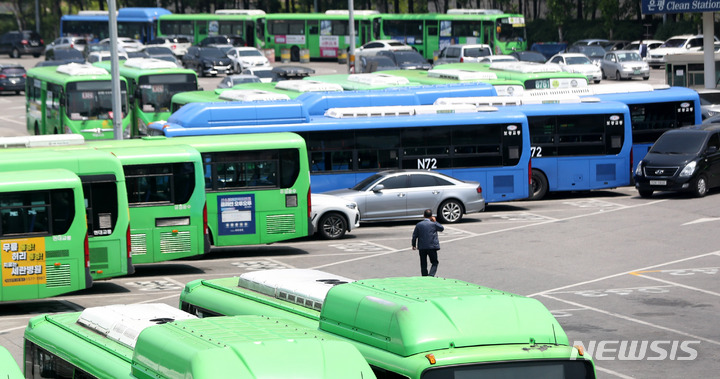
[676,123,720,133]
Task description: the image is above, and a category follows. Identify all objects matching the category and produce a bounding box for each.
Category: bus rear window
[421,360,594,379]
[0,189,75,236]
[202,149,300,191]
[124,162,196,205]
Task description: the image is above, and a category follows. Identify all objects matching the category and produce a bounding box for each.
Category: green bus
[157,10,267,48]
[93,58,198,137]
[0,345,22,378]
[95,144,209,264]
[180,269,596,378]
[380,68,525,95]
[23,303,377,378]
[432,62,590,90]
[90,133,312,248]
[0,144,133,281]
[169,81,341,113]
[1,169,91,302]
[26,63,132,139]
[374,10,527,59]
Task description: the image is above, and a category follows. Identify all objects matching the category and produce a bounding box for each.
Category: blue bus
[524,84,701,172]
[436,96,632,200]
[60,8,171,43]
[152,100,531,203]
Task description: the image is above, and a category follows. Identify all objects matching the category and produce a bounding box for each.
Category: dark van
[634,124,720,198]
[0,30,44,58]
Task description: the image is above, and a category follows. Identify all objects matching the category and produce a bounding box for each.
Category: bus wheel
[319,212,347,240]
[530,170,548,200]
[34,123,40,135]
[692,175,708,197]
[638,190,653,198]
[291,46,300,62]
[438,199,463,223]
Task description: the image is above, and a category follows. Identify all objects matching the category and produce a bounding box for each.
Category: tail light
[203,203,209,235]
[70,43,74,49]
[171,44,177,50]
[460,57,464,63]
[126,226,132,259]
[528,160,532,185]
[40,39,44,44]
[307,188,312,219]
[22,74,26,78]
[84,234,90,268]
[476,185,482,194]
[0,75,6,79]
[21,39,28,45]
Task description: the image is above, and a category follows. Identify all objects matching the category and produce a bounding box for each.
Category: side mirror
[707,146,718,155]
[372,184,385,192]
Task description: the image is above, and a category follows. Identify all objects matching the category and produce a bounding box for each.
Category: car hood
[201,57,231,64]
[399,62,432,70]
[565,65,600,74]
[312,194,356,212]
[649,47,687,56]
[619,61,648,68]
[642,152,696,167]
[323,188,361,198]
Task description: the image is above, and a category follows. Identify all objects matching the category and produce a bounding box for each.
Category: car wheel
[616,70,622,80]
[34,123,40,136]
[692,175,709,197]
[643,76,650,80]
[638,189,653,198]
[10,48,19,58]
[33,53,40,58]
[318,212,347,240]
[438,199,463,223]
[291,46,300,62]
[601,69,606,80]
[530,169,549,200]
[594,79,601,84]
[196,65,204,77]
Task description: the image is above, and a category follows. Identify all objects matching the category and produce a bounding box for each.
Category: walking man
[411,209,444,277]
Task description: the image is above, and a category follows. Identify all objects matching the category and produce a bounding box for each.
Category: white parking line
[595,366,636,379]
[629,273,720,297]
[541,293,720,346]
[0,115,24,125]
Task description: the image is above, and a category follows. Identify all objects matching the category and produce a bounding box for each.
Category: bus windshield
[497,17,525,42]
[138,74,197,112]
[422,360,594,378]
[66,81,127,121]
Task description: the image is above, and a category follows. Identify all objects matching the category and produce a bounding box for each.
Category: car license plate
[634,70,640,74]
[650,180,667,186]
[30,42,38,46]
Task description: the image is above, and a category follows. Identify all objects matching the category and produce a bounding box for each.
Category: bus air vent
[218,89,291,102]
[427,69,497,81]
[489,62,564,73]
[56,63,108,76]
[266,214,296,234]
[130,233,147,256]
[275,80,344,93]
[77,303,196,348]
[45,264,71,288]
[160,231,192,254]
[324,104,479,118]
[347,73,410,85]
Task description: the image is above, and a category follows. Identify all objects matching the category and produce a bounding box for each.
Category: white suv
[311,194,360,240]
[434,44,493,65]
[647,34,717,68]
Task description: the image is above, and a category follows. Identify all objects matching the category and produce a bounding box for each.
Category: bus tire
[692,175,708,197]
[530,170,548,200]
[34,123,40,136]
[291,46,300,62]
[10,48,19,58]
[438,199,463,223]
[318,212,347,240]
[638,189,653,198]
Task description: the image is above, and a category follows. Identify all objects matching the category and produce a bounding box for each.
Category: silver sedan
[324,170,485,224]
[600,50,650,80]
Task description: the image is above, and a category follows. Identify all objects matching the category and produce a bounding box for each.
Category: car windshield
[201,48,227,58]
[661,38,686,48]
[53,49,84,60]
[238,49,263,57]
[395,51,425,64]
[566,56,591,65]
[352,174,384,191]
[580,46,605,58]
[517,52,546,63]
[387,41,406,47]
[699,92,720,104]
[145,47,173,55]
[1,68,25,75]
[251,70,277,79]
[650,132,707,154]
[617,52,641,62]
[465,47,491,57]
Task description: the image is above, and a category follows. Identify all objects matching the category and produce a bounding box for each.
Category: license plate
[634,70,640,74]
[650,180,667,186]
[30,42,38,46]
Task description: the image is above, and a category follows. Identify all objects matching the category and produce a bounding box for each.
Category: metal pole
[348,0,355,73]
[108,0,124,139]
[702,12,715,89]
[35,0,40,33]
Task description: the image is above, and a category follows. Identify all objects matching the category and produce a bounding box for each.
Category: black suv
[0,30,44,58]
[634,124,720,198]
[0,64,26,94]
[182,46,232,77]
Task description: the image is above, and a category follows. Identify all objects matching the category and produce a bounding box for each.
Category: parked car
[272,65,315,80]
[356,55,399,73]
[145,35,192,57]
[433,44,492,65]
[325,170,485,223]
[377,50,431,70]
[600,50,650,80]
[183,46,232,77]
[45,36,87,53]
[198,35,243,50]
[98,37,144,52]
[596,40,630,51]
[696,88,720,119]
[625,39,664,55]
[226,47,270,74]
[0,30,44,58]
[570,38,609,47]
[87,50,129,63]
[311,194,360,239]
[635,124,720,198]
[354,39,413,57]
[509,50,547,63]
[547,53,602,83]
[217,74,262,88]
[647,35,717,69]
[566,45,606,65]
[45,47,85,64]
[0,64,26,94]
[478,54,518,63]
[127,51,150,59]
[241,67,279,83]
[142,46,181,66]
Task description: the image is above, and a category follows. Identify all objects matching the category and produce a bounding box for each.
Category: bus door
[45,83,63,135]
[425,20,439,62]
[482,21,496,53]
[359,20,372,45]
[245,22,256,47]
[308,20,321,58]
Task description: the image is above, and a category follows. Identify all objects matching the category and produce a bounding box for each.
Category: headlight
[345,202,357,210]
[635,161,644,176]
[708,110,717,117]
[679,161,697,178]
[137,117,147,135]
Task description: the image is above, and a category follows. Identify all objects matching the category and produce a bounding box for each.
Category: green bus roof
[0,168,81,192]
[93,59,196,80]
[87,133,306,153]
[27,63,120,84]
[304,73,421,91]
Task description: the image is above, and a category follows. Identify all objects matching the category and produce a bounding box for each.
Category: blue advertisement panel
[642,0,720,14]
[218,194,255,235]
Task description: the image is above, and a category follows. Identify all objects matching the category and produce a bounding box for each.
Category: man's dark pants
[419,249,439,277]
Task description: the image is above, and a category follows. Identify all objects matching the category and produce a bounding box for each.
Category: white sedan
[226,47,270,74]
[354,39,413,57]
[547,53,602,84]
[98,37,144,52]
[311,194,360,240]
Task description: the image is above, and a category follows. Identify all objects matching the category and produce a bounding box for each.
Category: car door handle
[432,191,440,195]
[397,193,405,198]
